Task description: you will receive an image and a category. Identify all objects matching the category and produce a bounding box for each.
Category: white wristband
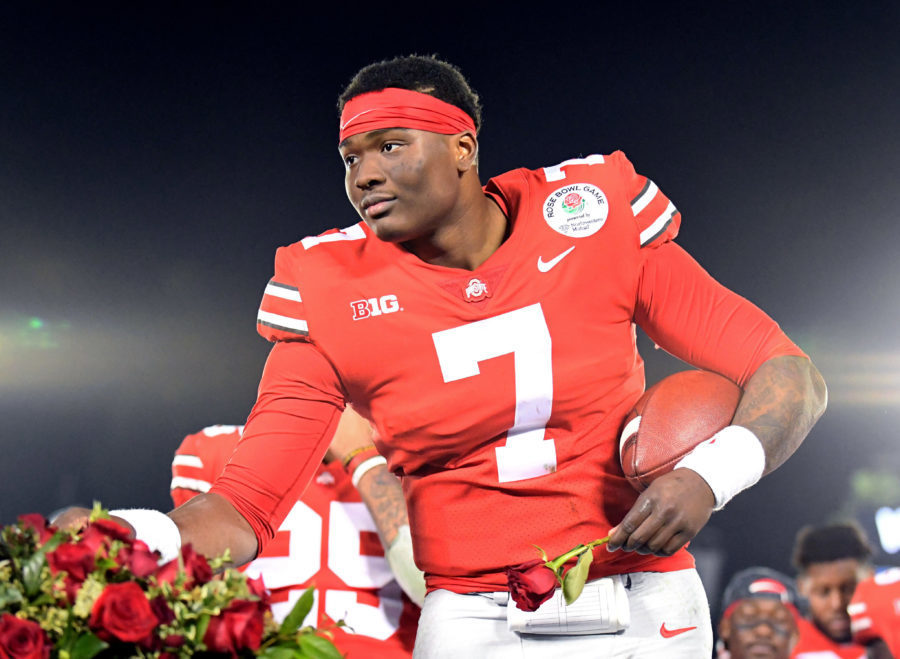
[673,425,765,510]
[109,508,182,564]
[351,456,388,488]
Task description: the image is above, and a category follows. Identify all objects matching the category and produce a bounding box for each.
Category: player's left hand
[606,469,715,556]
[50,506,136,537]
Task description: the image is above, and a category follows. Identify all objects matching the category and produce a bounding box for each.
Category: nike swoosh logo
[340,108,376,131]
[659,623,697,638]
[537,246,575,273]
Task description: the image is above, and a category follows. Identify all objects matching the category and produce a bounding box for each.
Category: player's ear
[453,132,478,173]
[718,617,731,646]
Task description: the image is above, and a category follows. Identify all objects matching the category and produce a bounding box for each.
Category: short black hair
[337,54,482,133]
[792,521,874,572]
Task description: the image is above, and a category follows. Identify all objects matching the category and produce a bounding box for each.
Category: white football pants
[413,568,712,658]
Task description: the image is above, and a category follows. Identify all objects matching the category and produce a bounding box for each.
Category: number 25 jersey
[172,426,418,658]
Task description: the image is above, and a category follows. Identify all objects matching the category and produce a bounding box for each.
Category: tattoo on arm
[354,465,408,547]
[732,355,827,473]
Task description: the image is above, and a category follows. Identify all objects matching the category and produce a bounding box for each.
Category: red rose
[154,557,178,586]
[203,600,264,656]
[245,575,269,606]
[149,594,175,626]
[117,539,159,578]
[180,544,212,588]
[47,541,97,601]
[17,514,53,545]
[88,518,133,543]
[89,582,158,644]
[47,541,96,580]
[506,559,558,612]
[0,613,50,659]
[77,525,111,559]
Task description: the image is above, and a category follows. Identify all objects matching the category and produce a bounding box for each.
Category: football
[619,370,742,491]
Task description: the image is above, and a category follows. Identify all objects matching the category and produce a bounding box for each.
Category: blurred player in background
[717,567,800,659]
[849,566,900,659]
[171,408,421,658]
[791,522,871,658]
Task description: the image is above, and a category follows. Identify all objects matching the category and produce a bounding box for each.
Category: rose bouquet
[0,506,341,658]
[506,536,610,612]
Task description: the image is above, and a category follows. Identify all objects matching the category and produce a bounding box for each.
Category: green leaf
[196,613,211,644]
[258,646,300,659]
[280,586,315,635]
[69,632,109,659]
[562,549,593,605]
[0,583,25,610]
[297,633,343,659]
[21,550,46,597]
[39,529,68,554]
[531,544,549,562]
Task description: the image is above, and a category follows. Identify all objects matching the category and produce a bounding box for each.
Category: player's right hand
[606,469,715,556]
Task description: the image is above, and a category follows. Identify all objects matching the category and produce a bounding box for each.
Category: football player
[849,567,900,659]
[170,410,422,658]
[55,54,827,657]
[717,567,800,659]
[791,522,871,658]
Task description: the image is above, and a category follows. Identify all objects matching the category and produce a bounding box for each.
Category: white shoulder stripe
[640,201,677,246]
[201,424,244,437]
[265,282,302,303]
[172,454,204,468]
[170,476,212,493]
[257,309,309,333]
[542,154,605,182]
[630,180,659,216]
[301,224,366,249]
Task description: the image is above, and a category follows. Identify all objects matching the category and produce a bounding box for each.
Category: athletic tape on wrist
[673,425,765,510]
[386,524,426,607]
[351,456,388,488]
[109,508,182,564]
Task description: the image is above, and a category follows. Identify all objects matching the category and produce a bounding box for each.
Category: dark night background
[2,3,899,614]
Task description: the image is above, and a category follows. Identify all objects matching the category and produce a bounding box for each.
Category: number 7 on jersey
[432,304,557,483]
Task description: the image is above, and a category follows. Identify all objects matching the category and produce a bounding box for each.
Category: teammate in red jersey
[171,412,421,658]
[791,522,871,658]
[55,55,827,656]
[717,567,801,659]
[849,567,900,659]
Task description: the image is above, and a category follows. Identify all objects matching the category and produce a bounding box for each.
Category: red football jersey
[172,426,418,659]
[212,152,804,593]
[792,616,866,658]
[849,567,900,655]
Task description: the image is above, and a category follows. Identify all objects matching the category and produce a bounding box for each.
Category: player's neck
[402,189,508,271]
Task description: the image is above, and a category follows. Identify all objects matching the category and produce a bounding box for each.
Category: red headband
[339,88,476,143]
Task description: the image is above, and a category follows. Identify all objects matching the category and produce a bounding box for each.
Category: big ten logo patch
[350,295,402,320]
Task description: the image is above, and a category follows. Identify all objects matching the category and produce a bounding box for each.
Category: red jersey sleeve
[257,245,311,342]
[171,426,243,507]
[209,340,345,554]
[635,241,807,387]
[609,150,681,247]
[850,569,900,652]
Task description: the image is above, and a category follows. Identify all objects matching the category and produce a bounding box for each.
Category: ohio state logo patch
[543,183,608,237]
[464,278,490,302]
